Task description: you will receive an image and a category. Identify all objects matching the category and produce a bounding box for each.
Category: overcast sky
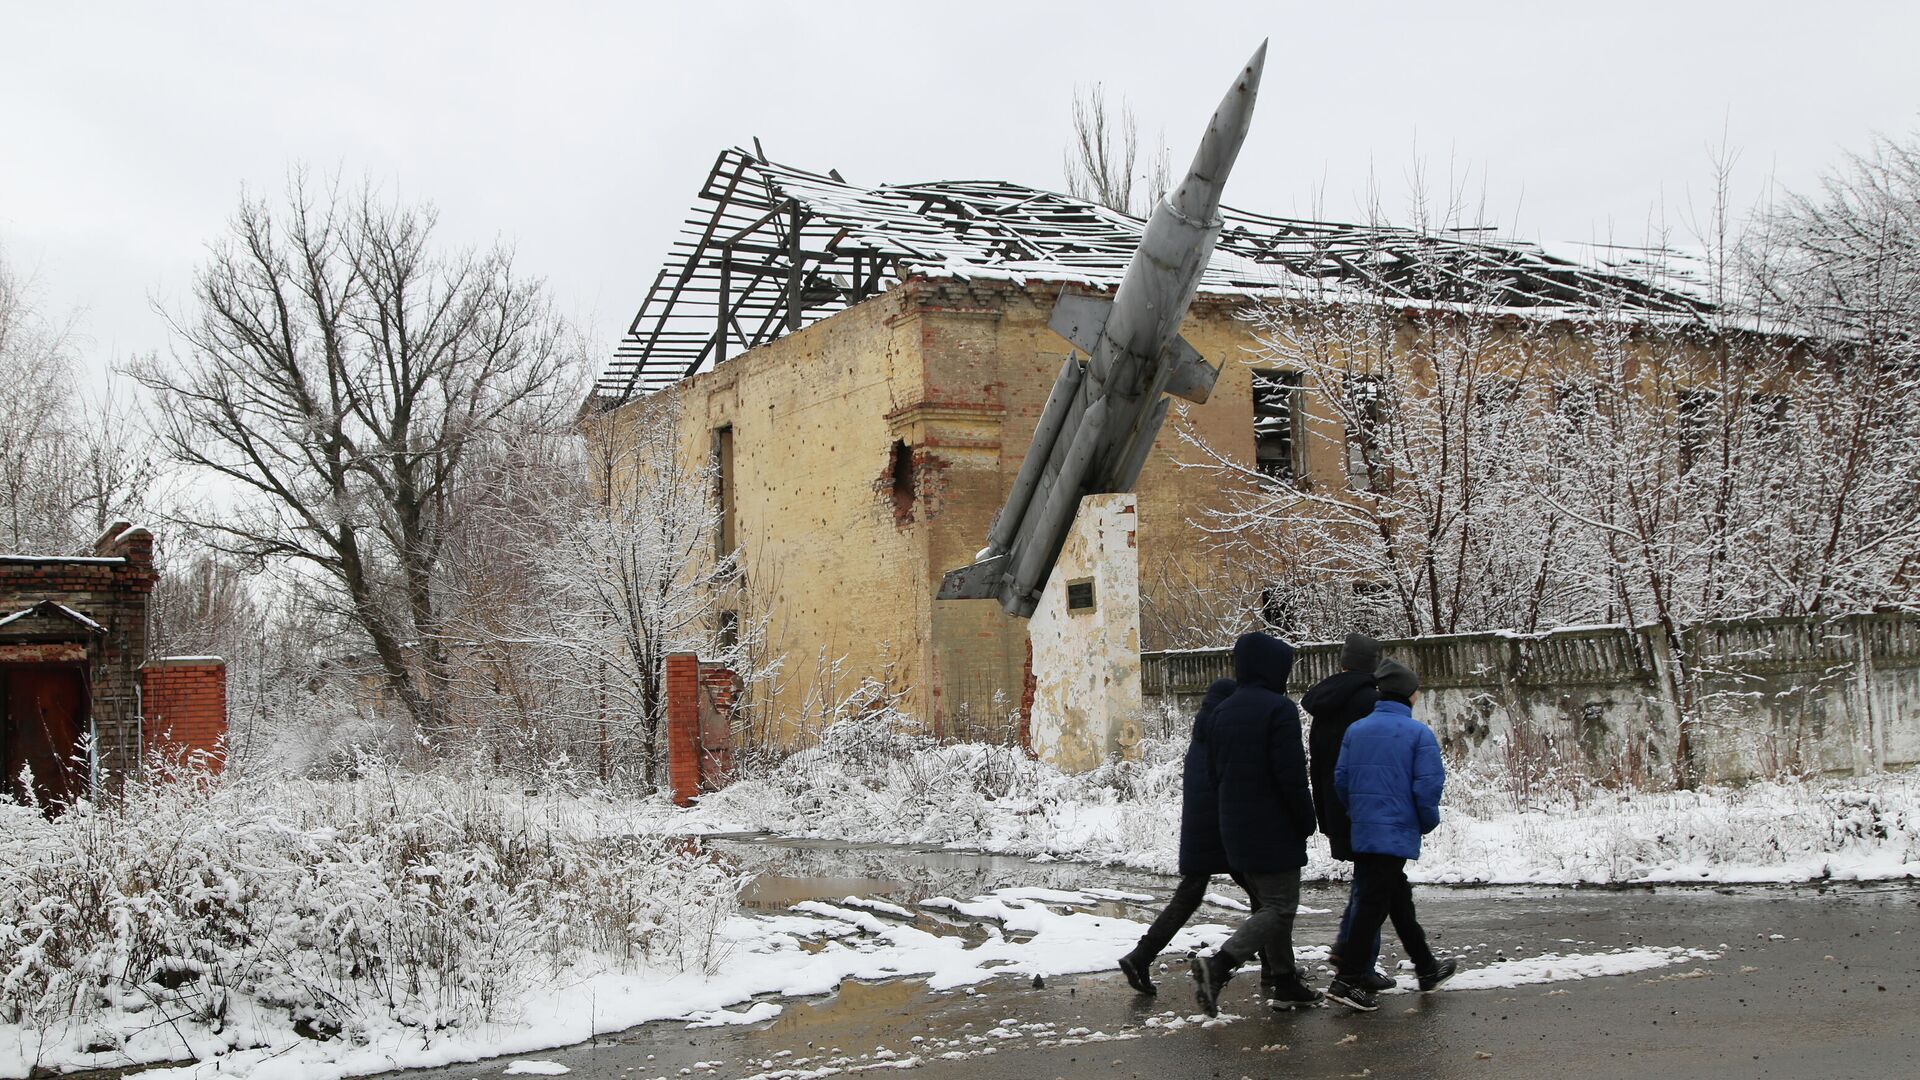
[3,1,1916,384]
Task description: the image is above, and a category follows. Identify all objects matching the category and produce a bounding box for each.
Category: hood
[1301,668,1376,717]
[1231,632,1295,692]
[1192,677,1237,741]
[1200,677,1237,714]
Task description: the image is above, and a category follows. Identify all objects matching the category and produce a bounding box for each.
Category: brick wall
[140,658,228,772]
[697,664,737,782]
[664,652,740,806]
[0,522,157,783]
[664,653,701,806]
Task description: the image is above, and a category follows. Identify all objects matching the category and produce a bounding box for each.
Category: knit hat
[1339,633,1382,672]
[1376,658,1419,698]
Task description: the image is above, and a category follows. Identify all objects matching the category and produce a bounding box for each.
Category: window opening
[1251,369,1305,483]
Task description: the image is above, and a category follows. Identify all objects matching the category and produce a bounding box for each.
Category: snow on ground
[688,738,1920,886]
[3,730,1912,1079]
[11,883,1724,1080]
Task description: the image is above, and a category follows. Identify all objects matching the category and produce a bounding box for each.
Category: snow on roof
[0,600,108,634]
[594,147,1713,402]
[0,554,129,564]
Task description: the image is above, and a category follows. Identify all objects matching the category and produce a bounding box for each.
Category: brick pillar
[1018,636,1037,758]
[665,652,701,806]
[696,663,739,788]
[141,658,228,773]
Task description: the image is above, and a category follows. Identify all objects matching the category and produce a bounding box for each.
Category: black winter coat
[1301,669,1379,862]
[1177,678,1237,875]
[1207,633,1317,874]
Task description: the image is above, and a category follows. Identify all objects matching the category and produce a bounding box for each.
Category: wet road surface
[384,838,1920,1080]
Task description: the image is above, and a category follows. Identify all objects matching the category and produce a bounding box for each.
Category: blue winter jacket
[1333,700,1445,860]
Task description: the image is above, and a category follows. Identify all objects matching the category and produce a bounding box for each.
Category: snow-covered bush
[690,726,1918,885]
[698,728,1187,866]
[0,767,739,1070]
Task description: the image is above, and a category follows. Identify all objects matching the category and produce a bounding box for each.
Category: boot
[1189,953,1234,1018]
[1326,978,1379,1013]
[1265,974,1324,1011]
[1358,968,1396,992]
[1416,958,1458,992]
[1117,949,1156,995]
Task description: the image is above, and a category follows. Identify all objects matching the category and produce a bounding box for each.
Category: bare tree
[1180,182,1587,641]
[546,395,750,784]
[0,255,79,552]
[134,175,572,747]
[432,386,772,787]
[1742,132,1920,614]
[1063,84,1169,217]
[0,250,160,554]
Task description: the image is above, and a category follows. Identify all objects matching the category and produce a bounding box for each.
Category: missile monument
[937,43,1267,618]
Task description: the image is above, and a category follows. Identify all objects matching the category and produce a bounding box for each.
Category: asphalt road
[381,843,1920,1080]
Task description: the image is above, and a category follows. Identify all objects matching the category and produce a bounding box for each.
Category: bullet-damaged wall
[595,275,1339,744]
[595,287,936,744]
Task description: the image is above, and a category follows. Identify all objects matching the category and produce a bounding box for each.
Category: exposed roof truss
[594,147,1711,404]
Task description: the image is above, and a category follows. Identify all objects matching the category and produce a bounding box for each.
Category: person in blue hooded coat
[1326,659,1458,1012]
[1187,632,1321,1015]
[1115,678,1272,995]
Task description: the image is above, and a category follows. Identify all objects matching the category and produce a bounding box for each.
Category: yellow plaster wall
[907,278,1295,734]
[598,276,1721,746]
[599,289,936,743]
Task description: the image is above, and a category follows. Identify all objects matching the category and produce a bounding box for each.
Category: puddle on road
[741,873,911,912]
[718,836,1187,950]
[713,836,1173,907]
[764,978,922,1040]
[714,835,1321,944]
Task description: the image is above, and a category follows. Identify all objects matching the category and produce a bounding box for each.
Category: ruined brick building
[1,523,227,804]
[587,148,1713,742]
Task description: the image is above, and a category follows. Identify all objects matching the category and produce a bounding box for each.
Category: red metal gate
[1,664,88,806]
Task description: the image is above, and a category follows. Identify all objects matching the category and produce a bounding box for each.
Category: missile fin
[1047,291,1112,355]
[937,553,1009,600]
[1160,335,1222,404]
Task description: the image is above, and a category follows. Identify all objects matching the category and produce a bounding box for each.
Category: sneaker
[1326,978,1379,1013]
[1117,952,1157,995]
[1189,954,1233,1018]
[1265,976,1324,1011]
[1417,958,1458,993]
[1357,968,1396,992]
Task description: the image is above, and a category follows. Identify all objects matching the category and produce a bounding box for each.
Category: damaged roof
[595,146,1711,403]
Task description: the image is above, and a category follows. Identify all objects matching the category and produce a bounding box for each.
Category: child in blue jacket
[1328,659,1459,1011]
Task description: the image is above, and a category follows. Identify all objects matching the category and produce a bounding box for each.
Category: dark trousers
[1333,878,1382,958]
[1338,853,1436,982]
[1218,869,1301,982]
[1131,871,1275,983]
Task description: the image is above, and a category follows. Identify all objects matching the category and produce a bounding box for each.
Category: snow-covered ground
[688,737,1920,885]
[12,878,1726,1080]
[0,771,722,1079]
[3,742,1913,1079]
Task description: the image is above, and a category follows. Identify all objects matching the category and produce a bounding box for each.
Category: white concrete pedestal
[1027,493,1144,773]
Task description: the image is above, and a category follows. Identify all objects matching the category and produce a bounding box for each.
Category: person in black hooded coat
[1115,678,1272,995]
[1187,633,1321,1015]
[1302,632,1387,984]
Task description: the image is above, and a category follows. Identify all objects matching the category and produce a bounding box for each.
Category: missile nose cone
[1168,41,1266,223]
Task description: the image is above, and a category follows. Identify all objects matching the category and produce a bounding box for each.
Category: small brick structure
[140,658,229,773]
[664,652,739,807]
[0,523,227,803]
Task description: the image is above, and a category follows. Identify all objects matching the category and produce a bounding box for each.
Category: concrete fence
[1142,612,1920,785]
